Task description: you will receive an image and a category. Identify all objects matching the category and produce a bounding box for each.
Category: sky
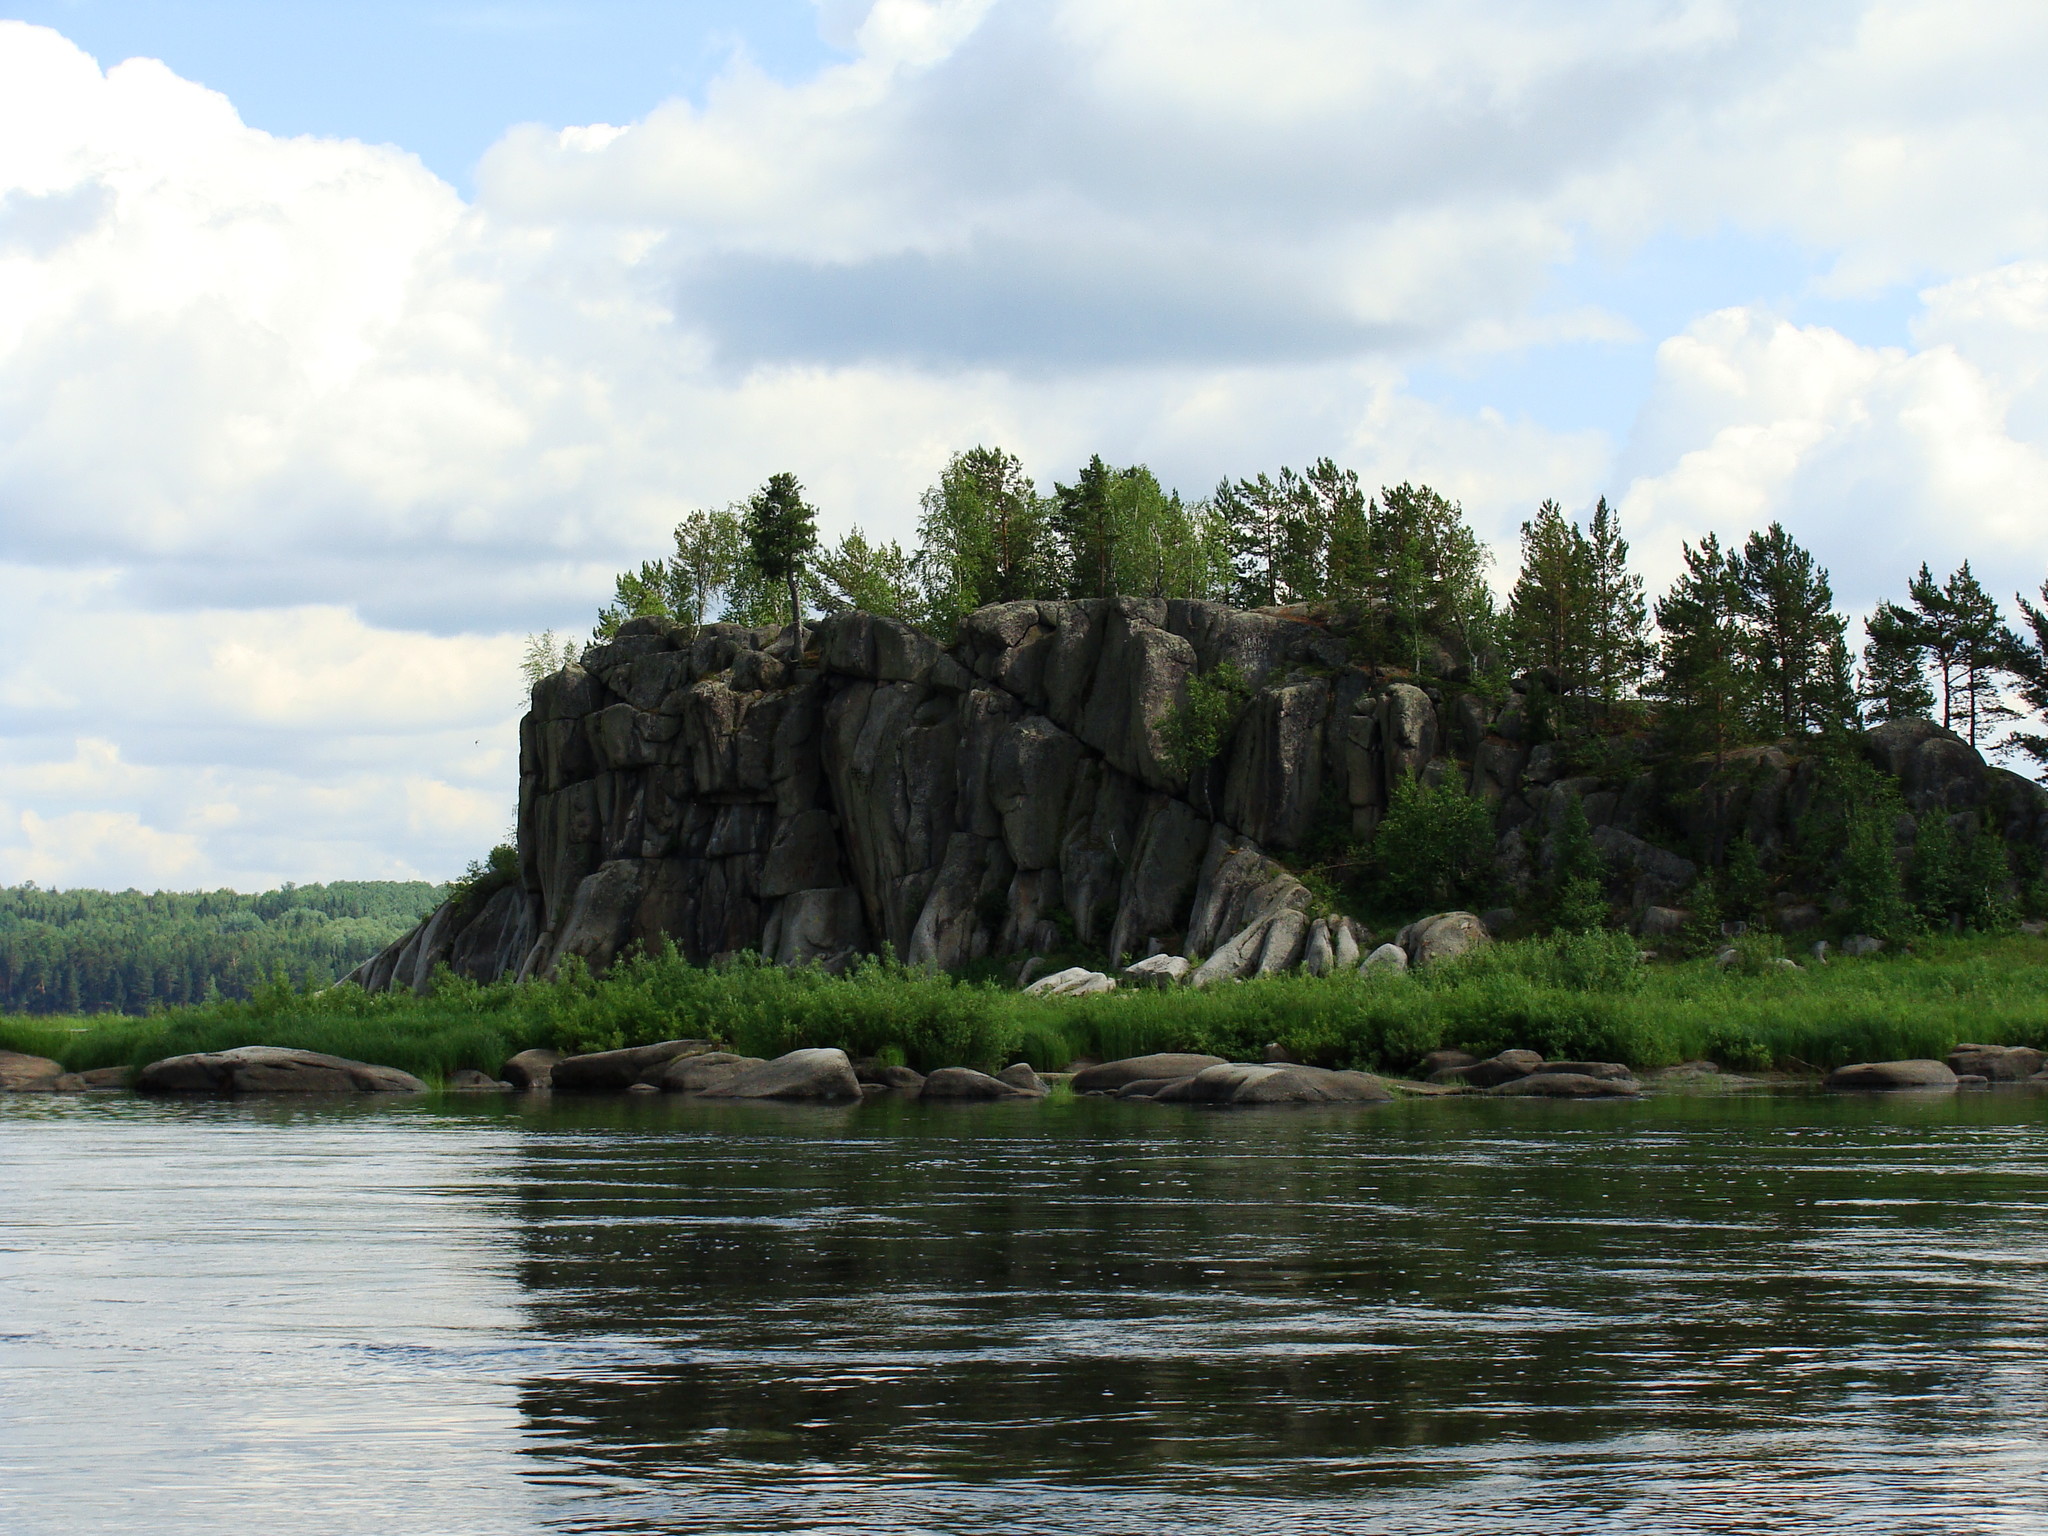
[2,0,2047,892]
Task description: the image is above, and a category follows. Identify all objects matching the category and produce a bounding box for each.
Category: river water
[4,1089,2046,1534]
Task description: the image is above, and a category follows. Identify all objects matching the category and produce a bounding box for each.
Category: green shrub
[1371,774,1496,912]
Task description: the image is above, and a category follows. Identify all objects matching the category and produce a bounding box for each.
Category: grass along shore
[4,930,2048,1087]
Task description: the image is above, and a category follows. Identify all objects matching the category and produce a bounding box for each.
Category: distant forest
[0,882,445,1016]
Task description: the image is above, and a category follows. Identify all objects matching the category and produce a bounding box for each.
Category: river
[3,1089,2045,1534]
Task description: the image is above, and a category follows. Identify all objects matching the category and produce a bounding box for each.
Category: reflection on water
[4,1090,2048,1533]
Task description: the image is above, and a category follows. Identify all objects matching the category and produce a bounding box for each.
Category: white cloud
[1618,287,2048,608]
[3,3,2048,885]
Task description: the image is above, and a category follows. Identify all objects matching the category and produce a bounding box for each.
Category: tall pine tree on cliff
[745,472,818,655]
[1585,497,1651,706]
[1730,522,1846,737]
[1506,500,1596,696]
[1654,532,1749,758]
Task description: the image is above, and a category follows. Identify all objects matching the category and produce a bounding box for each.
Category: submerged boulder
[136,1046,426,1095]
[697,1047,862,1101]
[1153,1061,1393,1105]
[1491,1071,1640,1098]
[1825,1059,1959,1091]
[1070,1052,1227,1095]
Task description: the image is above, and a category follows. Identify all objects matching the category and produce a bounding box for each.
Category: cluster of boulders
[1020,909,1490,996]
[1824,1045,2048,1091]
[13,1037,2047,1103]
[1415,1048,1643,1097]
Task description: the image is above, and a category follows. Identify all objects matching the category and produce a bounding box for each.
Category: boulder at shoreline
[1071,1053,1226,1094]
[697,1047,862,1101]
[1824,1059,1959,1091]
[136,1046,427,1095]
[550,1039,720,1091]
[0,1051,64,1092]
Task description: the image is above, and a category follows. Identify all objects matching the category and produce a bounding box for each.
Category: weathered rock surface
[1397,911,1490,966]
[445,1069,512,1091]
[136,1047,427,1095]
[0,1050,64,1091]
[920,1066,1035,1100]
[500,1048,561,1089]
[698,1047,862,1100]
[1947,1044,2045,1081]
[1825,1059,1959,1091]
[855,1061,927,1092]
[1430,1049,1544,1088]
[657,1051,767,1094]
[1121,953,1190,987]
[997,1063,1050,1095]
[1152,1061,1393,1105]
[335,599,2048,995]
[1071,1053,1228,1094]
[551,1039,720,1092]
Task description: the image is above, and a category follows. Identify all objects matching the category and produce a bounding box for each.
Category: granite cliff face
[345,599,2048,993]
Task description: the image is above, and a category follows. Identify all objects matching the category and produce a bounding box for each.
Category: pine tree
[1584,496,1651,705]
[742,472,818,649]
[2003,578,2048,774]
[1730,522,1847,737]
[1052,454,1119,600]
[1859,599,1935,721]
[1646,536,1744,765]
[1942,562,2018,748]
[1506,500,1596,696]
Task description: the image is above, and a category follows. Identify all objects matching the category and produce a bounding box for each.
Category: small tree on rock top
[745,472,819,654]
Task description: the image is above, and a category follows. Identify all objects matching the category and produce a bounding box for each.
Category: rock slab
[136,1047,427,1095]
[1825,1059,1959,1091]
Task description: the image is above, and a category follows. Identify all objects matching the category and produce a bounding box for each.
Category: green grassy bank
[5,931,2046,1086]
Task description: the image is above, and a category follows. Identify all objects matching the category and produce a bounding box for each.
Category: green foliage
[594,505,749,638]
[1720,837,1769,927]
[744,471,819,638]
[520,630,581,687]
[1732,522,1849,739]
[915,446,1048,634]
[812,527,924,625]
[1506,499,1597,697]
[1371,774,1496,913]
[1652,532,1751,758]
[1544,794,1608,932]
[1860,599,1935,722]
[1908,811,1961,928]
[0,881,444,1016]
[16,932,2048,1084]
[1161,661,1250,783]
[447,844,520,912]
[2004,577,2048,774]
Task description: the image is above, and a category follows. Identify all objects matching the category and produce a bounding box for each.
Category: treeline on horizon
[533,446,2048,774]
[0,881,445,1017]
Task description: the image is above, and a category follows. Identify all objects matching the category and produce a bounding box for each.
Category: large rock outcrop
[343,600,2048,990]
